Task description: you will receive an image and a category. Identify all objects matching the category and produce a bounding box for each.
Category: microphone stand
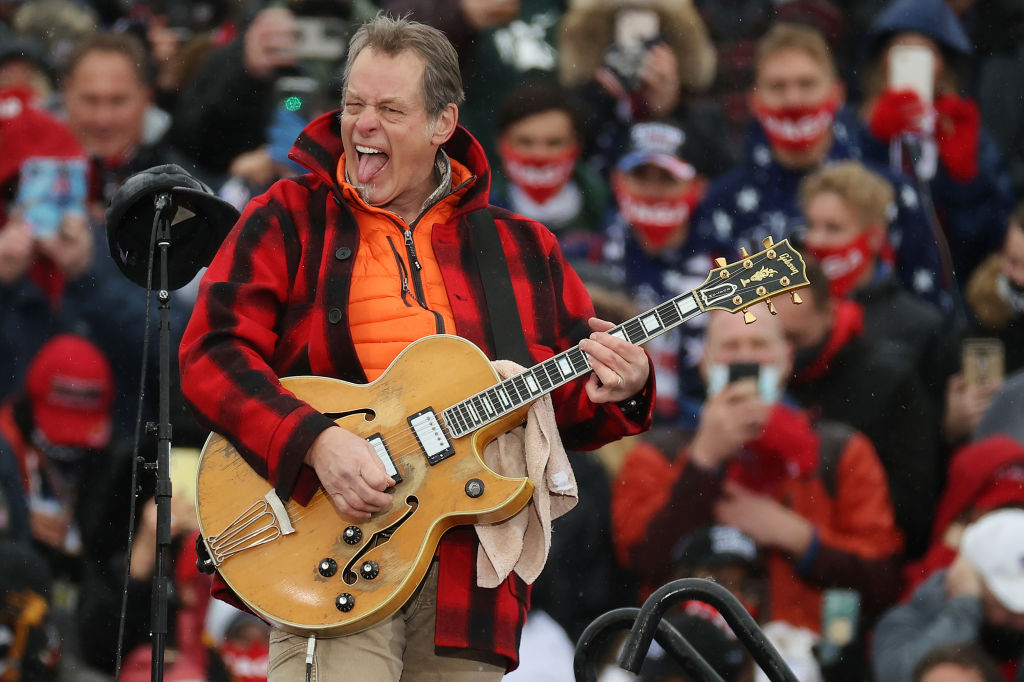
[147,192,175,682]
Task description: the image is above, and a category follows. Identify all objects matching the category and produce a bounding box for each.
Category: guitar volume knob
[360,561,379,580]
[343,526,363,545]
[318,558,338,577]
[336,593,355,612]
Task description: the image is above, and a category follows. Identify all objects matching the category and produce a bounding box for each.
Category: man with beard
[874,508,1024,682]
[689,22,951,314]
[965,203,1024,379]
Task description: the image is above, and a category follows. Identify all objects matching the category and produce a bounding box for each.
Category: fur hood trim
[559,0,716,92]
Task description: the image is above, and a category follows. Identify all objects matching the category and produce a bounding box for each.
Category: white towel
[474,360,579,588]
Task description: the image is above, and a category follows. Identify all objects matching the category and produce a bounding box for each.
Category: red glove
[934,93,981,183]
[868,88,928,142]
[728,404,819,494]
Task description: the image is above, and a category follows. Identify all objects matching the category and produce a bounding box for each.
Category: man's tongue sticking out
[357,147,388,184]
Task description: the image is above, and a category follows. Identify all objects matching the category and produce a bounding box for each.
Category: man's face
[63,50,149,160]
[754,47,837,112]
[701,310,792,376]
[1001,224,1024,288]
[499,109,576,157]
[340,48,456,217]
[803,191,884,252]
[774,287,832,351]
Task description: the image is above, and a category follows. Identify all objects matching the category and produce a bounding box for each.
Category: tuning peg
[762,236,775,248]
[743,309,757,324]
[739,247,750,258]
[766,300,777,315]
[714,257,727,268]
[791,292,803,304]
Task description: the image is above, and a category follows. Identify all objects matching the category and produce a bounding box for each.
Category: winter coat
[178,111,652,668]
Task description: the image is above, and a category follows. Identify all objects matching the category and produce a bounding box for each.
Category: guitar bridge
[203,490,295,567]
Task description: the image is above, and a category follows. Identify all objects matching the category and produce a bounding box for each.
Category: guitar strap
[468,208,532,367]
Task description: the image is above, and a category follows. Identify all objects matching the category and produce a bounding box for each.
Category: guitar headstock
[696,238,809,323]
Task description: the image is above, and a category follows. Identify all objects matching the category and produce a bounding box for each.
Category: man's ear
[431,103,458,145]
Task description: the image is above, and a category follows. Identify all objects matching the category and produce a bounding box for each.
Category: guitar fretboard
[442,290,702,438]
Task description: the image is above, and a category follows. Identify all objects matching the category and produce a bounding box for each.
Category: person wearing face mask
[491,77,609,262]
[858,0,1015,288]
[774,261,940,559]
[874,508,1024,682]
[601,120,728,425]
[689,22,952,315]
[798,161,955,426]
[612,307,904,664]
[965,203,1024,379]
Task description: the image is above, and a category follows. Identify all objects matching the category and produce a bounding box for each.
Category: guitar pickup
[367,434,402,483]
[408,408,454,465]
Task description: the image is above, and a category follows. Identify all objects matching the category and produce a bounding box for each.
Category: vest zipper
[386,237,414,307]
[387,231,446,334]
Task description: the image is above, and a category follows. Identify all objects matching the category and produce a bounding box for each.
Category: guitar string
[325,280,779,471]
[252,281,786,527]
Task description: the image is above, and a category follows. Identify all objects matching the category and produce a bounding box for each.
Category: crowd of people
[2,0,1024,680]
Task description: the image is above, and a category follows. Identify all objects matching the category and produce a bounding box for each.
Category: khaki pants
[268,561,508,681]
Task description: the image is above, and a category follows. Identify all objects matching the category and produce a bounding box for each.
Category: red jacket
[612,406,904,633]
[179,112,652,668]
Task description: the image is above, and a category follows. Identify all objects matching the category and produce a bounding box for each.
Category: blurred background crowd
[2,0,1024,680]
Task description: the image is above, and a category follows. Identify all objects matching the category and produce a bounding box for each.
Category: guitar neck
[442,290,703,438]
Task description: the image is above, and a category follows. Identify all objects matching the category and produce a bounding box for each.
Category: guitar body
[195,335,535,637]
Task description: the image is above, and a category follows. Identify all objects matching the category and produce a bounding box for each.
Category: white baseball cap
[961,508,1024,613]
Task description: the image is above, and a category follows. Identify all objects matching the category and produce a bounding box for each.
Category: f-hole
[323,408,376,422]
[342,496,419,585]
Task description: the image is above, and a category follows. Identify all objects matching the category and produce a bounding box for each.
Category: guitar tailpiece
[195,534,216,575]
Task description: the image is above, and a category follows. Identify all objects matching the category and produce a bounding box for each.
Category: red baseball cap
[26,334,114,449]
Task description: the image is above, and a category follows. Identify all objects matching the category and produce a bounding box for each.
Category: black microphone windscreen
[106,164,239,290]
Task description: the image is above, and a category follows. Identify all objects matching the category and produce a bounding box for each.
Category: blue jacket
[690,109,954,314]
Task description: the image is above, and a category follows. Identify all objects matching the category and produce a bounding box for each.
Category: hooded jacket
[859,0,1016,284]
[178,111,653,667]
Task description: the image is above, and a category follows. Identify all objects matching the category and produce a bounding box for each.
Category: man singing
[178,14,653,681]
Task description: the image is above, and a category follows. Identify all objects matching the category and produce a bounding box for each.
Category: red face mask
[805,231,876,298]
[613,177,704,250]
[752,91,841,152]
[498,142,579,204]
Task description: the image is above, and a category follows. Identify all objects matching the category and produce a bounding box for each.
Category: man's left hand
[714,480,814,556]
[579,317,650,404]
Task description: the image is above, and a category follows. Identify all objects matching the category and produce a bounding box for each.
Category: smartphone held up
[15,157,88,238]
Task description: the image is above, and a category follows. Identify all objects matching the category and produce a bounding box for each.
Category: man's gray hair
[342,13,465,118]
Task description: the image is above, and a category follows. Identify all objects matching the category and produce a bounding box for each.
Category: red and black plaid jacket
[179,112,653,669]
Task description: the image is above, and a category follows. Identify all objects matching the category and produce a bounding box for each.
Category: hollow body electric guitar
[194,238,809,637]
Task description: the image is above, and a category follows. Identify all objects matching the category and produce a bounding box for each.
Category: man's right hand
[689,380,770,470]
[305,426,394,520]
